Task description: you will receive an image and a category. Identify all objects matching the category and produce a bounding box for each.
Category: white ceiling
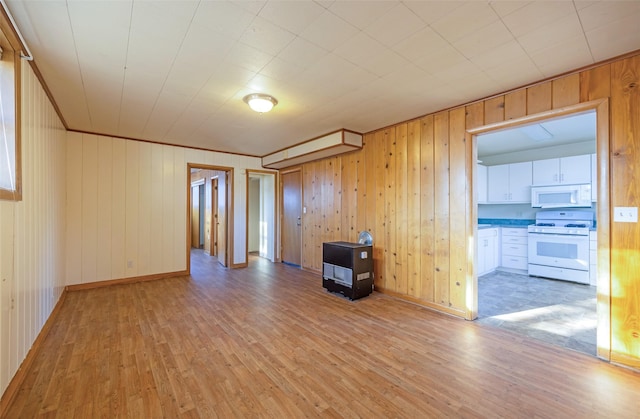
[5,1,640,157]
[477,110,596,164]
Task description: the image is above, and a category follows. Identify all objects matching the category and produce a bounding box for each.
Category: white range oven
[527,210,594,284]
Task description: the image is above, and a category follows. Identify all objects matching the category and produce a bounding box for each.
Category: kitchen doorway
[469,100,610,359]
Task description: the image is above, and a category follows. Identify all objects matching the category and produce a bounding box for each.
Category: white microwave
[531,184,592,208]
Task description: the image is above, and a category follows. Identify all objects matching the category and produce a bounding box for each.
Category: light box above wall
[261,129,363,169]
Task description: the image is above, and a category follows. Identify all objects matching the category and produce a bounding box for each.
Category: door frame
[246,169,279,263]
[467,98,611,361]
[186,163,234,273]
[280,167,303,266]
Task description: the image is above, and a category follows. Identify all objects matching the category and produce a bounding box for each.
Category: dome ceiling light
[243,93,278,113]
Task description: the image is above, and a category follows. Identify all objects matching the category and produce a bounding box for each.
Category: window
[0,12,21,201]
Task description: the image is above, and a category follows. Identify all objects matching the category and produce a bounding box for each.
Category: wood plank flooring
[4,250,640,418]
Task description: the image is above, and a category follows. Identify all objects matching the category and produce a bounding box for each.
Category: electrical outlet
[127,260,134,268]
[614,207,638,223]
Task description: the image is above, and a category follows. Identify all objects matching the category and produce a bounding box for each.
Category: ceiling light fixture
[243,93,278,113]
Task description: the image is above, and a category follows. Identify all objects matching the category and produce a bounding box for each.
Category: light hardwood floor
[4,250,640,418]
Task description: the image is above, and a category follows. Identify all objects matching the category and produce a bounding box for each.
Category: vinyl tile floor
[476,270,597,356]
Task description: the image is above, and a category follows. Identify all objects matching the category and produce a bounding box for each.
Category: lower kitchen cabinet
[501,227,528,271]
[478,227,499,276]
[591,154,597,202]
[590,231,597,286]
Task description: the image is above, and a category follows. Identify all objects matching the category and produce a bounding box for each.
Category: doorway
[281,169,302,266]
[187,164,233,271]
[247,170,277,262]
[191,181,205,249]
[469,99,610,360]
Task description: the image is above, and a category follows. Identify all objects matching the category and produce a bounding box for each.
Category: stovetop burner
[529,210,594,235]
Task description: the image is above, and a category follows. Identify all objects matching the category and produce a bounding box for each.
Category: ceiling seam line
[139,0,203,138]
[117,0,135,134]
[65,0,93,128]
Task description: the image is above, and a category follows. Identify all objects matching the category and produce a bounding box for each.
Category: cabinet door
[487,165,510,202]
[509,161,532,202]
[477,164,488,204]
[591,153,597,201]
[560,155,591,184]
[478,228,498,275]
[489,231,500,271]
[532,158,559,185]
[477,237,488,276]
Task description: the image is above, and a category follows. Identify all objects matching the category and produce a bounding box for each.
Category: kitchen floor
[477,270,597,356]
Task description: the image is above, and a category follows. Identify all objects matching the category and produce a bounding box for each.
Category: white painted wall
[65,133,268,284]
[0,63,67,397]
[1,56,274,402]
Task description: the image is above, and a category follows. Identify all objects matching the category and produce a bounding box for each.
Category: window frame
[0,5,22,201]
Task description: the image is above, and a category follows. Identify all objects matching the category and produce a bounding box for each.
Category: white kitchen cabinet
[510,162,533,201]
[478,227,499,276]
[487,162,532,203]
[590,230,597,286]
[477,164,488,204]
[532,155,591,185]
[487,165,509,202]
[591,154,597,202]
[501,227,528,271]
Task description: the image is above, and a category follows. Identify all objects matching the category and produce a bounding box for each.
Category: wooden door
[198,185,205,247]
[282,171,302,266]
[217,173,228,267]
[191,185,200,248]
[210,177,218,257]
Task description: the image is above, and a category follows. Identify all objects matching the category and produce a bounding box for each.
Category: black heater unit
[322,241,373,300]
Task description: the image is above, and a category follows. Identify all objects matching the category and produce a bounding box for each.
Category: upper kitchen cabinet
[477,164,488,204]
[487,162,532,203]
[532,155,591,186]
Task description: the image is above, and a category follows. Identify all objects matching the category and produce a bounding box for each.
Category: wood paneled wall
[610,55,640,366]
[299,53,640,365]
[0,63,66,397]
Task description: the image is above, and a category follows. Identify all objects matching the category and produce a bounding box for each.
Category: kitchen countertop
[478,218,534,228]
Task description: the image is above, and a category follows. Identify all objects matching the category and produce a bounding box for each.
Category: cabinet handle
[554,174,558,182]
[560,173,565,182]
